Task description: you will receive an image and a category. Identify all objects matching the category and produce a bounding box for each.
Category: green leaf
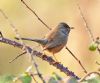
[20,75,32,83]
[0,74,14,83]
[85,76,100,83]
[48,77,57,83]
[89,43,97,51]
[67,77,78,83]
[52,72,62,81]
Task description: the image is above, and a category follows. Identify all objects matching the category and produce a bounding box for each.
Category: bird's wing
[44,31,67,50]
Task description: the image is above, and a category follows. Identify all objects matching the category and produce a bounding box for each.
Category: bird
[15,22,73,61]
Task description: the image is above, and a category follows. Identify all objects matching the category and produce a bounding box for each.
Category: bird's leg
[42,51,45,56]
[41,50,48,59]
[53,53,59,62]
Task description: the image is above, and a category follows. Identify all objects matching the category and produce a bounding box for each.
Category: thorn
[96,37,99,40]
[96,61,100,65]
[14,37,19,40]
[9,51,27,63]
[0,31,3,38]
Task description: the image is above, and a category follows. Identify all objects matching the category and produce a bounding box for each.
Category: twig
[26,66,38,83]
[9,51,27,63]
[21,0,51,30]
[31,54,46,83]
[0,37,80,80]
[0,9,24,45]
[31,50,46,83]
[66,46,87,74]
[30,73,38,83]
[77,3,95,42]
[0,9,45,83]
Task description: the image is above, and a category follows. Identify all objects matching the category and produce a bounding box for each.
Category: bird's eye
[61,29,67,35]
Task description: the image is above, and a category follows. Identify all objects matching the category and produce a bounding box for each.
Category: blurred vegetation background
[0,0,100,82]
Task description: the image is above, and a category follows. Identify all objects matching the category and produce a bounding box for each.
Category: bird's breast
[43,43,66,54]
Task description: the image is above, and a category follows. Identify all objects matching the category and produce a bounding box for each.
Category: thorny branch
[0,9,45,83]
[21,0,51,30]
[0,36,80,80]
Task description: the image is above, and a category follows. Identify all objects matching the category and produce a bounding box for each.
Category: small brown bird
[16,22,73,61]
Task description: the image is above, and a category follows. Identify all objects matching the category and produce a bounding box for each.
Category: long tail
[15,37,48,45]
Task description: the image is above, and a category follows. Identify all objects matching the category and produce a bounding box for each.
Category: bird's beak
[70,27,74,29]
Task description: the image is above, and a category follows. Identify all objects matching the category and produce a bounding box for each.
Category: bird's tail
[15,37,48,45]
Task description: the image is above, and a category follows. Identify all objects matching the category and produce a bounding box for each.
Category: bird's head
[57,22,74,35]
